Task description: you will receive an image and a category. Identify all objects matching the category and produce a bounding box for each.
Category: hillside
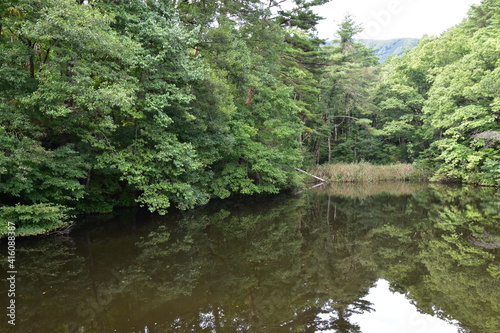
[358,38,419,63]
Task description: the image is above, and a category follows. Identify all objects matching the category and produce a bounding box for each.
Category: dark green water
[1,183,500,333]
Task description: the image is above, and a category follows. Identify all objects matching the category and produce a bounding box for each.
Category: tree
[373,0,500,185]
[316,16,380,164]
[0,0,142,230]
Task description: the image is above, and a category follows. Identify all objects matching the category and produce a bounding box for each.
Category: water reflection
[0,184,499,332]
[351,279,459,333]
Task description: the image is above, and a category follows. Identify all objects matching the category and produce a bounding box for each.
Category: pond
[1,183,499,332]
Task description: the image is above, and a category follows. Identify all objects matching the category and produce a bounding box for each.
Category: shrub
[0,204,72,237]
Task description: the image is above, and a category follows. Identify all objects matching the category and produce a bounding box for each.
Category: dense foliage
[374,0,500,184]
[0,0,499,234]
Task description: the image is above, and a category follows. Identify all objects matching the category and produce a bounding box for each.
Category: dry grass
[312,162,429,183]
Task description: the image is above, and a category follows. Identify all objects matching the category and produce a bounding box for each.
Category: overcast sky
[314,0,483,40]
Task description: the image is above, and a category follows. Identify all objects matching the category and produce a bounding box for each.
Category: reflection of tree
[276,302,365,333]
[2,194,380,332]
[0,237,87,333]
[309,184,500,333]
[125,194,378,332]
[4,185,498,332]
[367,185,500,333]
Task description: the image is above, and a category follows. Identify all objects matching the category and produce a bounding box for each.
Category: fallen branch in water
[294,168,327,183]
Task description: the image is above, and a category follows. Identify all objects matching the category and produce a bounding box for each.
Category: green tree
[0,0,141,230]
[1,0,209,233]
[317,16,380,164]
[374,0,500,184]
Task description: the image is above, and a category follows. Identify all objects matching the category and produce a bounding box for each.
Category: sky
[314,0,483,40]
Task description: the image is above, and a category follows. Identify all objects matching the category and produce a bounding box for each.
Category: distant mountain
[357,38,419,63]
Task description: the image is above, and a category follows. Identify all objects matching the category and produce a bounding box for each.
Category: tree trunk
[294,168,327,182]
[327,135,332,163]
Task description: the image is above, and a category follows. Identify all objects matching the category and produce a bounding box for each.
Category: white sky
[314,0,483,40]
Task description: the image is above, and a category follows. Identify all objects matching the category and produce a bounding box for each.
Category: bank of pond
[0,183,499,332]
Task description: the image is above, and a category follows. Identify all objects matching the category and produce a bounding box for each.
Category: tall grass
[312,162,429,183]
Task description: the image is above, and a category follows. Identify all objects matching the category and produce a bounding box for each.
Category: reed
[312,162,429,183]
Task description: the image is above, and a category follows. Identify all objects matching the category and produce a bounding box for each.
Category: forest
[0,0,499,235]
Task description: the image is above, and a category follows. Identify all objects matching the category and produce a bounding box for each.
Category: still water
[1,183,500,332]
